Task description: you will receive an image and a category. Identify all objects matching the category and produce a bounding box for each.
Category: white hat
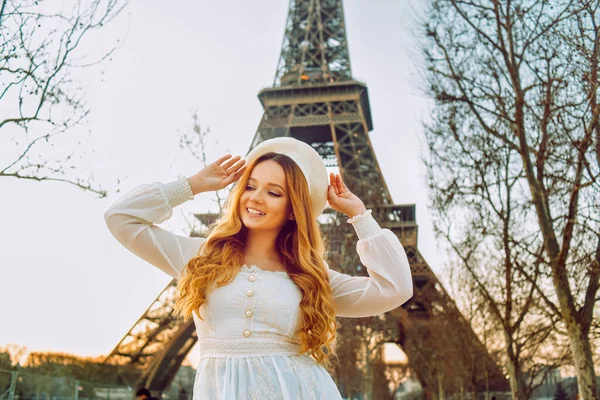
[245,137,328,217]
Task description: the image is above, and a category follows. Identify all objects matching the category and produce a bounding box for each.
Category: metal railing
[0,370,132,400]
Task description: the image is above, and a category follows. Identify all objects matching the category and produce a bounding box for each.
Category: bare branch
[423,1,600,397]
[1,171,107,197]
[0,0,127,195]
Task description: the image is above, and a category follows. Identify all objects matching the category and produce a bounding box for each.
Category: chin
[241,218,285,233]
[241,216,265,229]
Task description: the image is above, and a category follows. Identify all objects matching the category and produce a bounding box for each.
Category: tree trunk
[503,328,528,400]
[548,247,598,400]
[567,322,598,400]
[505,357,527,400]
[437,370,445,400]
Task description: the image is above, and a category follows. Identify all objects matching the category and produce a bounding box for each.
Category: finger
[220,155,242,170]
[335,174,344,194]
[223,166,245,186]
[214,154,233,166]
[337,174,343,188]
[226,159,245,175]
[228,165,246,183]
[327,184,338,204]
[235,165,247,179]
[330,173,340,195]
[338,174,349,191]
[337,174,349,193]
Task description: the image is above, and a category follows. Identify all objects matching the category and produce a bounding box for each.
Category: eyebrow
[248,178,286,192]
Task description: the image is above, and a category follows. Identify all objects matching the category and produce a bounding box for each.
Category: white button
[243,329,251,337]
[248,275,256,282]
[246,289,254,297]
[245,310,253,317]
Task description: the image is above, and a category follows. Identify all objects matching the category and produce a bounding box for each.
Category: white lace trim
[347,209,381,240]
[240,264,291,279]
[198,338,302,358]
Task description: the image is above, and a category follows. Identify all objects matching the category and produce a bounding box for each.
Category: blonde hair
[175,153,337,364]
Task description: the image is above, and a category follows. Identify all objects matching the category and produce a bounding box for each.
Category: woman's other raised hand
[326,173,367,218]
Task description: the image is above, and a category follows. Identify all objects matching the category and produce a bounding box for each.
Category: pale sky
[0,0,437,366]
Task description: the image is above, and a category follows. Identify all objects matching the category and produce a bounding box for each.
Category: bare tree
[426,136,564,399]
[178,112,230,236]
[0,0,127,196]
[0,344,29,367]
[447,257,569,400]
[422,1,600,399]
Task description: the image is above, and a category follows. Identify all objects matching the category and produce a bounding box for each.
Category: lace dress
[105,178,413,400]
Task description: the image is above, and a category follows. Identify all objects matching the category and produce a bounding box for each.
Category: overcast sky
[0,0,437,366]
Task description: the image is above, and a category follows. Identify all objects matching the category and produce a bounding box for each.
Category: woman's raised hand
[187,155,246,195]
[327,173,367,218]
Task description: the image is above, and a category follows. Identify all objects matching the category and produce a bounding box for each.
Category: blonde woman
[105,137,413,399]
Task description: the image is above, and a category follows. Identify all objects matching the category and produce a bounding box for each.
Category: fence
[0,369,132,400]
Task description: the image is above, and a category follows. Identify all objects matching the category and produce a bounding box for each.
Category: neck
[244,229,280,262]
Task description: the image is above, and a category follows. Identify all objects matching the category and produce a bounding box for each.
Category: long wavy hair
[175,152,337,364]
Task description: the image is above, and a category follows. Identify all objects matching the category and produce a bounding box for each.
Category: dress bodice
[195,265,303,344]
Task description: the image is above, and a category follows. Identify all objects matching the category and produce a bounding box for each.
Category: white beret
[245,137,328,217]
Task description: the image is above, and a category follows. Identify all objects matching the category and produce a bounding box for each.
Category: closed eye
[246,185,281,197]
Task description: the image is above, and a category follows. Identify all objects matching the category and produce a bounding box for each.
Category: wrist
[187,174,209,195]
[347,210,380,240]
[347,205,367,219]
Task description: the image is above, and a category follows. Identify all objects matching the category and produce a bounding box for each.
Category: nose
[249,190,264,204]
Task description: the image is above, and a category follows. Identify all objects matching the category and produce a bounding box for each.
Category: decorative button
[245,310,253,317]
[243,329,251,337]
[248,275,256,282]
[246,289,254,297]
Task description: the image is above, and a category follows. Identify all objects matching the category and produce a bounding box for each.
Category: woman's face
[238,159,293,233]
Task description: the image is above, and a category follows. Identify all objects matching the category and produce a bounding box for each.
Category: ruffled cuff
[347,209,381,240]
[163,178,194,208]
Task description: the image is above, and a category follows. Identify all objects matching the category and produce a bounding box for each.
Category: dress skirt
[192,338,343,400]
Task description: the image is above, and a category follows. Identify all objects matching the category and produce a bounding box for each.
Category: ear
[289,212,295,221]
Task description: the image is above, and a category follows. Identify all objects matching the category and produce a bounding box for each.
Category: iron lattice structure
[274,0,352,87]
[105,0,509,395]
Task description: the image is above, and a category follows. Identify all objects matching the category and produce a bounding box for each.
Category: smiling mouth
[246,207,265,216]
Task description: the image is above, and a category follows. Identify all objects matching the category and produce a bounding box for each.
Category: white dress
[104,178,413,400]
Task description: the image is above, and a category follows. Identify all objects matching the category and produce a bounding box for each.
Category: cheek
[238,192,249,206]
[272,197,291,215]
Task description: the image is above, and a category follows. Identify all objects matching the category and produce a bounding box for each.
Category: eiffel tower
[105,0,508,396]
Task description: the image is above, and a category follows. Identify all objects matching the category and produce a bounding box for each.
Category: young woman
[105,137,413,399]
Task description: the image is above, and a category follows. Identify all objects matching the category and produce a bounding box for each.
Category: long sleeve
[104,178,205,280]
[327,210,413,318]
